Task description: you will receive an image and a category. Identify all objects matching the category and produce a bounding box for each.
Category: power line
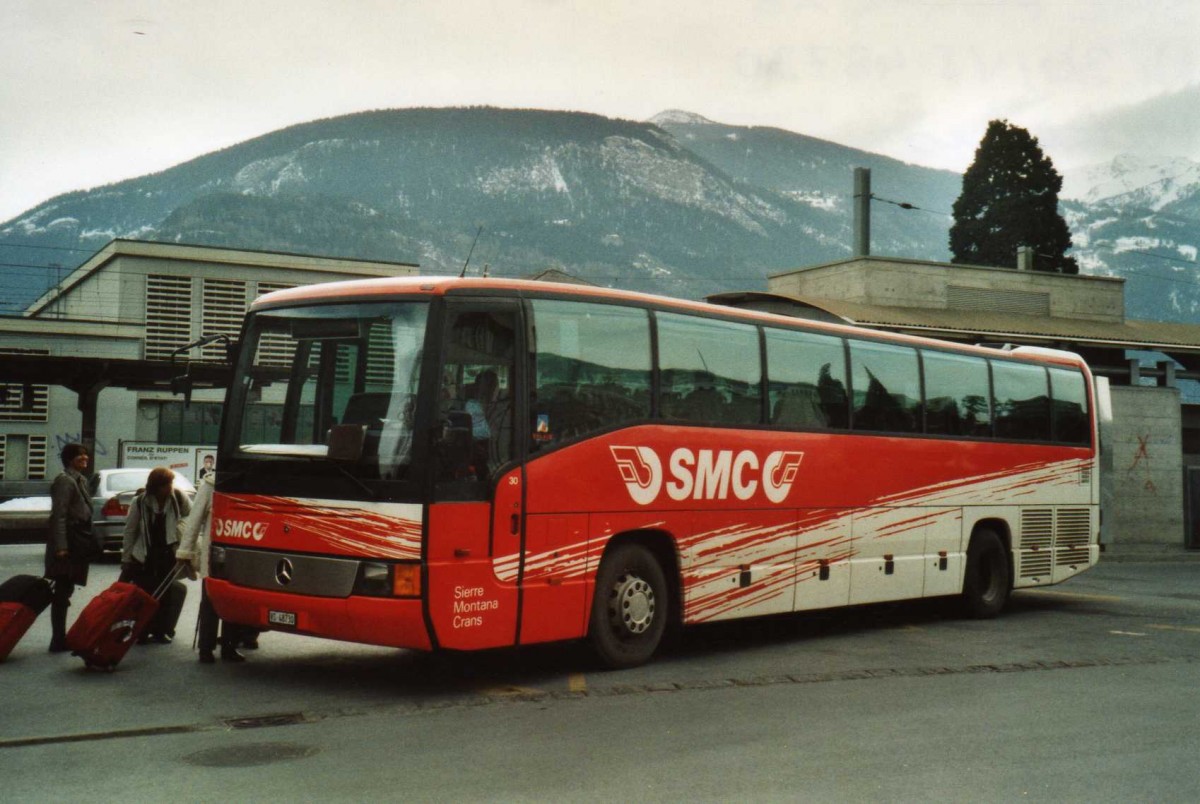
[870,194,952,217]
[1098,247,1198,267]
[0,242,98,254]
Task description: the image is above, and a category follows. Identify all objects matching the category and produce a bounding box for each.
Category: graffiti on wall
[54,432,109,457]
[1125,434,1157,494]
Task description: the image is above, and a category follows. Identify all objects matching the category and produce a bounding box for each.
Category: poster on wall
[118,442,211,484]
[194,448,217,484]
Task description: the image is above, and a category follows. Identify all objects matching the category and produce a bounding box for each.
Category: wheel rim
[608,572,656,637]
[979,549,1002,603]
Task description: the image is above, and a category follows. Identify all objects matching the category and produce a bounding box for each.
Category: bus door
[428,298,523,650]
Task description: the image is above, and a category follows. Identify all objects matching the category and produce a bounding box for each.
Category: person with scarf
[120,466,190,643]
[45,443,95,653]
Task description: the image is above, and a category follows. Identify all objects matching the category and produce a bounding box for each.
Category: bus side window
[529,300,651,450]
[993,360,1051,442]
[438,308,517,487]
[765,328,848,430]
[1049,367,1090,445]
[657,312,761,425]
[923,350,991,438]
[849,341,920,434]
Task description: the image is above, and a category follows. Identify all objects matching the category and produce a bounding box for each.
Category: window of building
[157,402,224,444]
[0,434,47,481]
[850,340,921,434]
[992,360,1051,441]
[1049,367,1090,445]
[255,282,298,367]
[530,300,652,449]
[765,328,848,429]
[657,312,762,425]
[201,279,247,361]
[0,348,49,423]
[145,274,193,361]
[923,350,992,437]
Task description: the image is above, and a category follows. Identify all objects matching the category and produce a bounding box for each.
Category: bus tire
[589,543,668,669]
[961,528,1011,619]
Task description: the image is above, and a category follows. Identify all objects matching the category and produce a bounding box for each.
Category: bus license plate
[268,610,296,627]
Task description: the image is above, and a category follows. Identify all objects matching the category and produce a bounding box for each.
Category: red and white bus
[207,276,1101,667]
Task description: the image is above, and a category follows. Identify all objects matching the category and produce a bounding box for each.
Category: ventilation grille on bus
[1055,508,1092,566]
[1018,506,1093,579]
[1019,508,1053,579]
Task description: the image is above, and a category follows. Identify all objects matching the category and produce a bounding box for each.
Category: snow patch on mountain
[1062,154,1200,209]
[648,110,716,126]
[598,136,786,234]
[781,190,840,211]
[478,149,571,198]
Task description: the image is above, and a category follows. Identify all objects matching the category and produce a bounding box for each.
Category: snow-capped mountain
[2,105,1199,326]
[1062,154,1200,210]
[1059,153,1200,320]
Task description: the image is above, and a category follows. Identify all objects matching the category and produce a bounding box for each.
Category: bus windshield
[226,301,429,490]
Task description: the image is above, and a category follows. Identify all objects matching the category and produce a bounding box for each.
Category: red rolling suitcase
[66,567,184,671]
[0,575,54,662]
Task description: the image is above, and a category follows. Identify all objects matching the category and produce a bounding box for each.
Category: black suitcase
[0,575,54,662]
[0,574,54,612]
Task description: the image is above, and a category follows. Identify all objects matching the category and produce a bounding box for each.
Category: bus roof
[253,275,1089,370]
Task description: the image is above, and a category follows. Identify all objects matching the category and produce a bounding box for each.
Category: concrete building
[0,240,417,496]
[713,255,1200,555]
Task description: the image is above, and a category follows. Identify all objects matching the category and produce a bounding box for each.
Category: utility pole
[853,167,871,257]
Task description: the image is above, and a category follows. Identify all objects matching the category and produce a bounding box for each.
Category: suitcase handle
[150,562,189,601]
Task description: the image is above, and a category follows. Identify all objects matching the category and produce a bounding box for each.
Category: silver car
[90,468,196,554]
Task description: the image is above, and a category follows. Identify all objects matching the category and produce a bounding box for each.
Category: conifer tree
[950,120,1078,274]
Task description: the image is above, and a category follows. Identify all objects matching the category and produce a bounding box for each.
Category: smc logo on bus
[214,518,268,541]
[611,446,805,505]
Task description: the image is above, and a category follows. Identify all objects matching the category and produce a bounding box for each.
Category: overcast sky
[2,0,1198,222]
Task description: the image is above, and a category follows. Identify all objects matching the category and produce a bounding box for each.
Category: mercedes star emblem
[275,558,295,586]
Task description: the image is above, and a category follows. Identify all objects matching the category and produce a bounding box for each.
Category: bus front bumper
[206,578,433,651]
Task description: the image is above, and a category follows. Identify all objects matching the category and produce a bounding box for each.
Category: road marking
[1023,589,1123,603]
[1150,624,1200,634]
[1109,630,1147,637]
[568,673,588,693]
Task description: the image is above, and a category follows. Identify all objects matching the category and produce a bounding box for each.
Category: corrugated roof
[710,292,1200,352]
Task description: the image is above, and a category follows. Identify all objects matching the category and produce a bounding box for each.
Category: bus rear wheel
[961,528,1011,619]
[589,543,668,669]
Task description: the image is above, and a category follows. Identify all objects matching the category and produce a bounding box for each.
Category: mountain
[0,107,965,312]
[1058,153,1200,320]
[649,109,962,261]
[3,105,1200,327]
[1,107,855,309]
[1045,84,1200,168]
[1062,154,1200,211]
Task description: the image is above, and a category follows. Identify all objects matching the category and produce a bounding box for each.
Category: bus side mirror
[170,374,194,407]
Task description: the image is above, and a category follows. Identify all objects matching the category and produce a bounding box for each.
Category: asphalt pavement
[3,543,1200,801]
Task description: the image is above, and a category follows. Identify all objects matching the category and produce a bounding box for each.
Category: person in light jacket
[45,443,94,653]
[121,466,190,643]
[175,472,248,663]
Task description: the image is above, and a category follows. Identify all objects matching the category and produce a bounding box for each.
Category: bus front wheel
[961,528,1011,619]
[589,543,668,669]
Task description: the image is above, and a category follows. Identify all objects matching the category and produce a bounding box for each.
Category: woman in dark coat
[46,442,94,653]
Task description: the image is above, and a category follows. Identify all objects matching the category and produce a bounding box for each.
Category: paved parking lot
[3,543,1200,800]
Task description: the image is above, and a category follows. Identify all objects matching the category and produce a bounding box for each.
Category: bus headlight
[351,562,422,597]
[354,562,392,596]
